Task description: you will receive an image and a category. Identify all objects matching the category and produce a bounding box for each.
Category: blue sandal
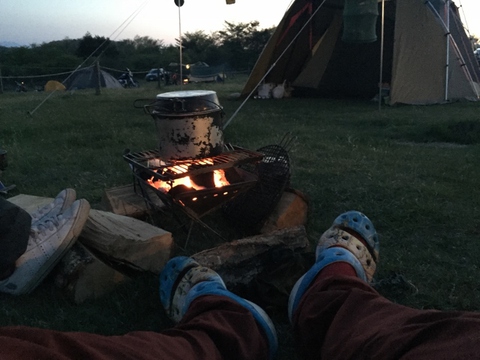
[159,256,278,359]
[288,211,379,322]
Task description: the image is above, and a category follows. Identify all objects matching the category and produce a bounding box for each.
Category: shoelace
[31,202,56,221]
[28,216,63,245]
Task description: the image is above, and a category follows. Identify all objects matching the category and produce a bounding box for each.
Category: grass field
[1,76,480,359]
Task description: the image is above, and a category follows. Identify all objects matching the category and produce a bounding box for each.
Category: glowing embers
[147,168,230,194]
[148,166,257,218]
[124,147,263,218]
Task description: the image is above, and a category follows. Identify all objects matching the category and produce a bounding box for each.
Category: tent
[64,67,123,90]
[44,80,66,92]
[242,0,480,105]
[189,64,227,83]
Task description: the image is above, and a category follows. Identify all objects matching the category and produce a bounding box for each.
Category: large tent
[242,0,480,105]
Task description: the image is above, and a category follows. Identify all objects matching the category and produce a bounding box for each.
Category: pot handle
[133,98,156,109]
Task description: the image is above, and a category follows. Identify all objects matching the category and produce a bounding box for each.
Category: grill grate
[125,145,263,220]
[124,145,264,181]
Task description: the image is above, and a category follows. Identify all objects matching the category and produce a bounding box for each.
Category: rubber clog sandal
[288,211,379,323]
[331,210,379,262]
[316,227,376,282]
[159,256,278,359]
[288,247,368,322]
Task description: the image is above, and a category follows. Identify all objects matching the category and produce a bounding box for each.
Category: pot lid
[156,90,217,99]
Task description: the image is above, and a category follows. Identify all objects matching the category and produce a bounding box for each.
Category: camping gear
[272,81,287,99]
[242,0,480,105]
[257,83,275,99]
[342,0,379,43]
[144,90,225,160]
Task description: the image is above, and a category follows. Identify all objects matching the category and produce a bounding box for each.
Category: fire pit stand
[124,145,264,248]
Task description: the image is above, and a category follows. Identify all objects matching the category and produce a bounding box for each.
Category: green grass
[1,77,480,358]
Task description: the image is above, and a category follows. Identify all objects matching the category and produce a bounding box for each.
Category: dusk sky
[1,0,479,47]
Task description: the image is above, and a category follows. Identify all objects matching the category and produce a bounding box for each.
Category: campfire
[124,146,263,219]
[146,158,230,193]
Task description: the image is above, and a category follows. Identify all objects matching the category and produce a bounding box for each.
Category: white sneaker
[30,188,76,226]
[0,199,90,295]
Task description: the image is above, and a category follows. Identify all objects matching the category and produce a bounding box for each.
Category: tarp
[242,0,480,105]
[189,64,227,83]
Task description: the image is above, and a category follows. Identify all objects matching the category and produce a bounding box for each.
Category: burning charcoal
[168,184,192,198]
[190,173,215,188]
[224,167,244,183]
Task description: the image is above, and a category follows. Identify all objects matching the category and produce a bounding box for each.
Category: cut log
[79,209,173,274]
[102,184,164,218]
[54,242,131,304]
[260,188,309,234]
[7,194,53,214]
[192,225,310,288]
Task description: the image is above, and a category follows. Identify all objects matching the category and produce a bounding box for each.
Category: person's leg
[289,211,480,360]
[0,256,277,360]
[0,198,32,278]
[0,188,77,280]
[0,197,90,295]
[159,256,278,359]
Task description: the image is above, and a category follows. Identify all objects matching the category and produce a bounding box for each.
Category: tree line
[0,21,274,89]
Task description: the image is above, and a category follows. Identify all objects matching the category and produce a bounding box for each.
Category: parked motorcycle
[118,68,139,88]
[15,81,27,92]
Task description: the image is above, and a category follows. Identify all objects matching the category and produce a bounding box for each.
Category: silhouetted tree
[215,21,274,70]
[76,32,118,60]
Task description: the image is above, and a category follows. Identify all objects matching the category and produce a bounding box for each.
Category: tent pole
[0,64,3,94]
[224,0,328,130]
[445,0,450,101]
[378,0,385,111]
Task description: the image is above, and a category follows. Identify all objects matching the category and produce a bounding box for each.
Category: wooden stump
[6,194,53,214]
[102,184,164,218]
[260,188,309,234]
[54,242,131,304]
[192,225,310,288]
[79,209,173,274]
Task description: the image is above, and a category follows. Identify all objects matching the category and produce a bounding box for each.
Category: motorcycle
[118,68,139,88]
[15,81,27,92]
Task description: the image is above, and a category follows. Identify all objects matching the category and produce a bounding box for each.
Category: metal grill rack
[123,145,264,247]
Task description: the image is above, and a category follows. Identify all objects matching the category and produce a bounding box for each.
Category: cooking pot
[144,90,225,160]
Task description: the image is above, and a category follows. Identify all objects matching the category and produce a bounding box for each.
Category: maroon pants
[293,275,480,359]
[0,296,268,360]
[2,275,480,359]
